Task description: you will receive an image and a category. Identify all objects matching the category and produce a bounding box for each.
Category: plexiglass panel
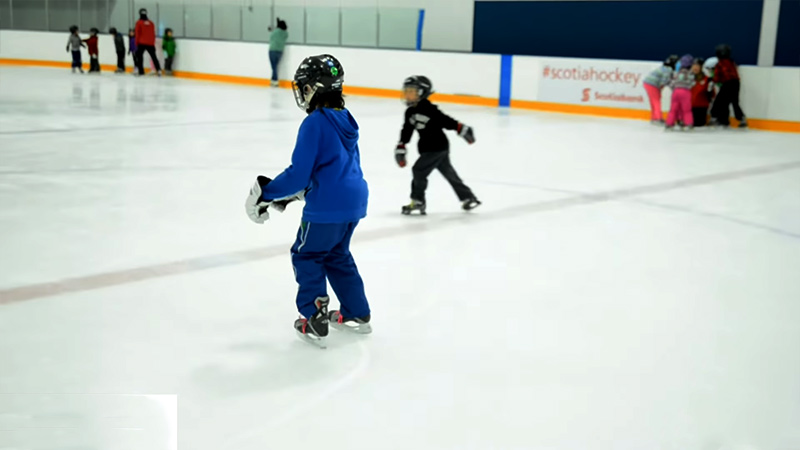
[211,4,240,40]
[80,0,108,31]
[49,0,79,32]
[273,6,303,44]
[242,4,271,42]
[184,4,211,39]
[0,0,11,29]
[341,7,376,47]
[378,7,418,50]
[159,4,184,37]
[108,0,131,35]
[11,0,47,30]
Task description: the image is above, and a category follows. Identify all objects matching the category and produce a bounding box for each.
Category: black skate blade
[330,321,373,335]
[295,329,327,349]
[463,202,481,212]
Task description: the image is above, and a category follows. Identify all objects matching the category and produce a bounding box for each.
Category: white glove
[245,176,272,224]
[270,189,306,213]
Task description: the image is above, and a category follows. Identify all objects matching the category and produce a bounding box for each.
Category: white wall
[2,30,798,123]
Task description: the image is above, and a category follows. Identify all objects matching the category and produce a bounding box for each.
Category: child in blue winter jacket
[245,54,371,348]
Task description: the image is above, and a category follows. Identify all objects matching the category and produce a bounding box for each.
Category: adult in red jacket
[134,8,162,76]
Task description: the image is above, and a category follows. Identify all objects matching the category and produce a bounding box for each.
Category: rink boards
[1,30,798,133]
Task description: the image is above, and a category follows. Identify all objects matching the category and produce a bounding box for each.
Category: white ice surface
[1,66,800,450]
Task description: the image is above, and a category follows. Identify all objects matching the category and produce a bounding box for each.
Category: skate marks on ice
[475,177,800,241]
[0,117,293,136]
[2,158,800,306]
[218,340,371,450]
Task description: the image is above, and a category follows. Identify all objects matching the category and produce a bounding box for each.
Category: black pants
[165,56,174,72]
[116,51,125,71]
[89,54,100,72]
[71,50,82,68]
[135,45,161,74]
[692,107,708,127]
[711,79,745,125]
[411,151,474,203]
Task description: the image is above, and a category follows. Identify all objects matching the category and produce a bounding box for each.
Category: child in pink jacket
[666,54,696,130]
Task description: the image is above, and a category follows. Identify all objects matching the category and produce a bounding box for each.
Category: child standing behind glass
[665,54,696,131]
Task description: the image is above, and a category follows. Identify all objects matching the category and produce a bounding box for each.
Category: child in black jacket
[109,27,126,73]
[395,76,481,215]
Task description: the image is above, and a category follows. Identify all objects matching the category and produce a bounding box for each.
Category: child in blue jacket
[245,54,372,348]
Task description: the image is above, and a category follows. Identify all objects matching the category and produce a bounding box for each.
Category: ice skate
[270,80,280,87]
[738,118,748,128]
[401,200,426,215]
[293,296,330,349]
[329,311,372,334]
[462,197,481,211]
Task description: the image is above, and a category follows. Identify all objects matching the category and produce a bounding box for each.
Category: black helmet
[716,44,732,59]
[402,75,433,106]
[292,54,344,112]
[139,8,147,18]
[664,55,679,68]
[69,25,78,33]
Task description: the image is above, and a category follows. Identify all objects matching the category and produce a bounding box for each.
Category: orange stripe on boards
[172,70,271,87]
[1,58,797,133]
[745,119,800,133]
[0,58,136,73]
[510,99,800,134]
[0,58,71,68]
[511,99,651,120]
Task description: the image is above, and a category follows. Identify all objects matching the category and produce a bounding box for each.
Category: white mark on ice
[219,340,371,450]
[1,159,800,305]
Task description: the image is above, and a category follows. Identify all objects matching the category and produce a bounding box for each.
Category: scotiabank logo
[580,89,644,103]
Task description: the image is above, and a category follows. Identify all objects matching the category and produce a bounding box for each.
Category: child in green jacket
[162,28,177,75]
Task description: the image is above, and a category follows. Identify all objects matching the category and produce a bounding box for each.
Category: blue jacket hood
[261,107,369,224]
[319,108,359,151]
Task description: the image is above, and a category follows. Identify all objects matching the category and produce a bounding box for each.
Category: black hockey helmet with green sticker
[292,54,345,111]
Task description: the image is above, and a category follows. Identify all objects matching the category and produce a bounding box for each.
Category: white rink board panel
[1,30,799,123]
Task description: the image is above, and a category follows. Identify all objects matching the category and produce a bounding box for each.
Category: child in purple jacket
[666,54,697,130]
[128,29,140,74]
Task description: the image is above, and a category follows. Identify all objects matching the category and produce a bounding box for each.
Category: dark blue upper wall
[473,0,763,64]
[775,0,800,66]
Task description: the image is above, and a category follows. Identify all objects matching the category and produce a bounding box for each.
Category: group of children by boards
[644,44,747,130]
[66,12,176,76]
